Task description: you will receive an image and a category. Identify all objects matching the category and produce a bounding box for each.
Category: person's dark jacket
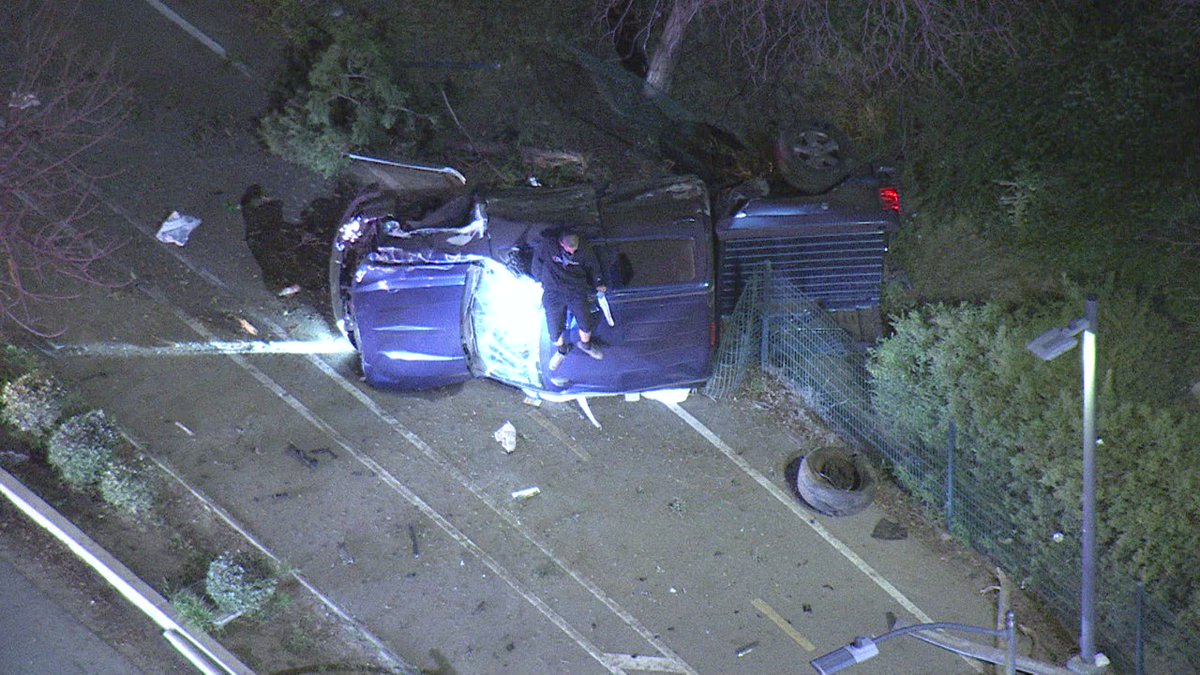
[531,232,603,297]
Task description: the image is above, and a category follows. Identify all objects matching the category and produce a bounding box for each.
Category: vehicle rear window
[599,239,697,289]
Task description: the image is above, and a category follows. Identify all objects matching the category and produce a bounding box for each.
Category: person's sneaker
[548,350,567,371]
[576,341,604,360]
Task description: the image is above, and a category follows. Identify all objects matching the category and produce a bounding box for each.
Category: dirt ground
[1,1,1078,674]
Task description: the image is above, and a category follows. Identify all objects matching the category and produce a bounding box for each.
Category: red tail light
[879,187,900,213]
[710,320,718,348]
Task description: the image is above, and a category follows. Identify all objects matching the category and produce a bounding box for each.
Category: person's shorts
[543,290,595,337]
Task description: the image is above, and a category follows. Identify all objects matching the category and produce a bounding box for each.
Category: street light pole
[1079,296,1098,666]
[1026,295,1107,673]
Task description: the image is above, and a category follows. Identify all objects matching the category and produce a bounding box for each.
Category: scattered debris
[576,397,601,428]
[735,641,759,658]
[521,395,541,407]
[511,486,541,501]
[494,421,517,453]
[408,524,420,558]
[871,518,908,541]
[156,211,202,246]
[173,420,195,436]
[277,284,302,297]
[236,317,259,336]
[337,542,355,565]
[285,443,337,470]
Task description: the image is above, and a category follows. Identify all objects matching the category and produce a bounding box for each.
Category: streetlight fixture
[1026,295,1108,673]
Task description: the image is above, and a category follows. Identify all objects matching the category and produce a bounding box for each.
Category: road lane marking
[118,281,694,674]
[120,430,413,673]
[602,653,689,672]
[78,162,697,674]
[664,401,986,673]
[142,0,254,79]
[751,598,816,652]
[662,401,933,623]
[527,410,592,461]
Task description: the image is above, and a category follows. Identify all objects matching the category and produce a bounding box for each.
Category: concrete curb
[0,466,254,675]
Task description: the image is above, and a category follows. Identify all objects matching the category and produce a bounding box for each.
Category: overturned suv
[330,167,899,400]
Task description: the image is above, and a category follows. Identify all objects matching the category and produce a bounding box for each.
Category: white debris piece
[494,420,517,453]
[9,92,40,110]
[156,211,202,246]
[511,486,541,500]
[642,388,691,404]
[277,284,301,297]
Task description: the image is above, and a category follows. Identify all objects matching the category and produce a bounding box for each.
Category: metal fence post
[945,419,956,530]
[1135,580,1144,675]
[759,266,772,370]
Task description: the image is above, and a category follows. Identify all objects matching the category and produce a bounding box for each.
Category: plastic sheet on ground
[157,211,202,246]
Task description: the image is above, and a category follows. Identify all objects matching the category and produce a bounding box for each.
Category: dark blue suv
[330,171,898,399]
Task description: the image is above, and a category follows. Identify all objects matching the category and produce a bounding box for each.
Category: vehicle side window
[598,239,697,289]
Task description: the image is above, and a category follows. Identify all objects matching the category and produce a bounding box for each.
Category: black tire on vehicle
[774,120,853,194]
[795,448,877,517]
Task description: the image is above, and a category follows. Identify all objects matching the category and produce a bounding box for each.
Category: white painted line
[663,401,987,673]
[133,283,645,675]
[663,401,931,618]
[300,353,695,675]
[142,0,254,79]
[82,137,694,674]
[124,430,416,674]
[602,653,690,672]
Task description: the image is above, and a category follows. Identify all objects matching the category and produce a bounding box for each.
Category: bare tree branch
[596,0,1034,95]
[0,0,127,336]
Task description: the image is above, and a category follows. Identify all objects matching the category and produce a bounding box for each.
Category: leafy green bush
[46,410,118,489]
[870,292,1200,630]
[1,371,67,438]
[259,19,440,177]
[206,551,278,617]
[99,460,155,516]
[0,346,40,385]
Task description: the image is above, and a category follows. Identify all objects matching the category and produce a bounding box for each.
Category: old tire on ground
[795,448,877,517]
[774,120,852,194]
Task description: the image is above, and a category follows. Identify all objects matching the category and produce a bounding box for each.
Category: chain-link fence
[706,266,1200,674]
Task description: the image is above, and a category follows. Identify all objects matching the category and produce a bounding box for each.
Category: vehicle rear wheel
[795,448,877,517]
[775,121,852,194]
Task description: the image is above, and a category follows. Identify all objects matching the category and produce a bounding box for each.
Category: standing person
[531,230,607,370]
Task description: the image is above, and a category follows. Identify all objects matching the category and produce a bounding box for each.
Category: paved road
[0,554,145,674]
[15,1,1013,673]
[0,499,189,674]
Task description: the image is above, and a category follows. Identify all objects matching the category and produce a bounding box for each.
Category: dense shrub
[99,460,156,516]
[0,346,41,385]
[206,551,277,617]
[46,410,119,488]
[1,371,67,438]
[259,17,439,177]
[870,292,1200,629]
[901,3,1200,327]
[170,587,216,633]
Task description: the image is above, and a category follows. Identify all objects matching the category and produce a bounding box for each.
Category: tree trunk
[642,0,704,97]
